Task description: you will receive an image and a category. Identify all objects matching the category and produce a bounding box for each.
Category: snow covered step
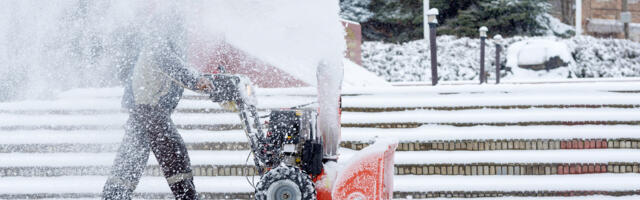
[3,150,640,168]
[342,108,640,124]
[343,82,640,95]
[391,149,640,165]
[6,84,640,115]
[3,174,640,199]
[2,150,640,177]
[5,108,640,131]
[0,112,244,131]
[55,87,317,100]
[343,104,640,112]
[393,174,640,198]
[394,162,638,176]
[0,142,253,153]
[343,125,640,151]
[0,176,254,199]
[4,125,639,142]
[0,129,250,153]
[0,96,315,114]
[2,126,640,153]
[4,101,639,115]
[342,94,640,111]
[56,82,640,100]
[3,138,637,153]
[2,162,638,177]
[6,93,639,114]
[0,151,251,167]
[0,113,240,127]
[346,138,639,152]
[0,130,246,144]
[343,125,640,141]
[409,197,640,200]
[0,124,243,131]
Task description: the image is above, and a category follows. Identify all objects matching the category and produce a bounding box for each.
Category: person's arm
[156,41,201,90]
[153,36,213,93]
[146,11,212,93]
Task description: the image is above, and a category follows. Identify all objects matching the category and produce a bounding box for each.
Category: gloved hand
[196,77,214,93]
[219,101,238,112]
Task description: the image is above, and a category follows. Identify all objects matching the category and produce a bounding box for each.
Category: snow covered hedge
[362,36,640,82]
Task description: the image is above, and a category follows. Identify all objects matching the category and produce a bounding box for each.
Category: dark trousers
[102,105,197,200]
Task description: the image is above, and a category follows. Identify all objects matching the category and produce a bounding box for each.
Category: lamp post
[622,0,630,39]
[576,0,582,35]
[493,34,502,84]
[479,26,488,84]
[423,0,430,41]
[427,8,439,86]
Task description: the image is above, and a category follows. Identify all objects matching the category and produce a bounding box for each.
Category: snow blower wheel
[255,166,316,200]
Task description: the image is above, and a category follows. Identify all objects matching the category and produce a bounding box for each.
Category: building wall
[582,0,640,40]
[584,0,640,21]
[550,0,640,40]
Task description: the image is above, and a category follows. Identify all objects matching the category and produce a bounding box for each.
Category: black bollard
[429,23,438,86]
[479,26,488,84]
[494,34,502,84]
[426,8,440,86]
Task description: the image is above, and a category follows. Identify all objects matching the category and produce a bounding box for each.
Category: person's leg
[103,110,151,200]
[146,109,197,200]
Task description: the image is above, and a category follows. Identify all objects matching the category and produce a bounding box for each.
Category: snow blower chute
[204,73,397,200]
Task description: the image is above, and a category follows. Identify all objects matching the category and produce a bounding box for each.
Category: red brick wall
[342,20,362,66]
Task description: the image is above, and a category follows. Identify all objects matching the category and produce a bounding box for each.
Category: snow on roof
[343,58,390,87]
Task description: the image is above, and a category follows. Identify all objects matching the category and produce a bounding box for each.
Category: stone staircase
[1,82,640,199]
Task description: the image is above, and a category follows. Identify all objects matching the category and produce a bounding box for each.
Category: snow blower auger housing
[204,73,397,200]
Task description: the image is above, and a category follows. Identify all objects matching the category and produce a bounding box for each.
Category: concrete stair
[1,82,640,199]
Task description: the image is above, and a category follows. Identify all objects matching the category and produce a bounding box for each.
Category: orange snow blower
[204,73,397,200]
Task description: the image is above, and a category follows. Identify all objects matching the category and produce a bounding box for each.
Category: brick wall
[582,0,640,40]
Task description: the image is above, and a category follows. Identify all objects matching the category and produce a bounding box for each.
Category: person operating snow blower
[102,4,213,200]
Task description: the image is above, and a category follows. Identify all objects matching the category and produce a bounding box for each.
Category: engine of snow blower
[205,73,397,200]
[204,73,323,199]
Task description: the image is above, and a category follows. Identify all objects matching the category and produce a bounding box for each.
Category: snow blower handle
[203,74,269,171]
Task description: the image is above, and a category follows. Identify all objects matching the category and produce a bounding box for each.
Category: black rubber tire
[255,166,316,200]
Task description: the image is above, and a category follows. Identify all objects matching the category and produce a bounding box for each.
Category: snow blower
[204,73,397,200]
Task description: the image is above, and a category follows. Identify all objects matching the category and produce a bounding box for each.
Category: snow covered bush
[567,37,640,78]
[362,35,640,82]
[340,0,374,22]
[362,36,504,82]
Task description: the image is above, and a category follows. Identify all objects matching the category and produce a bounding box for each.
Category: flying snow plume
[0,0,345,101]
